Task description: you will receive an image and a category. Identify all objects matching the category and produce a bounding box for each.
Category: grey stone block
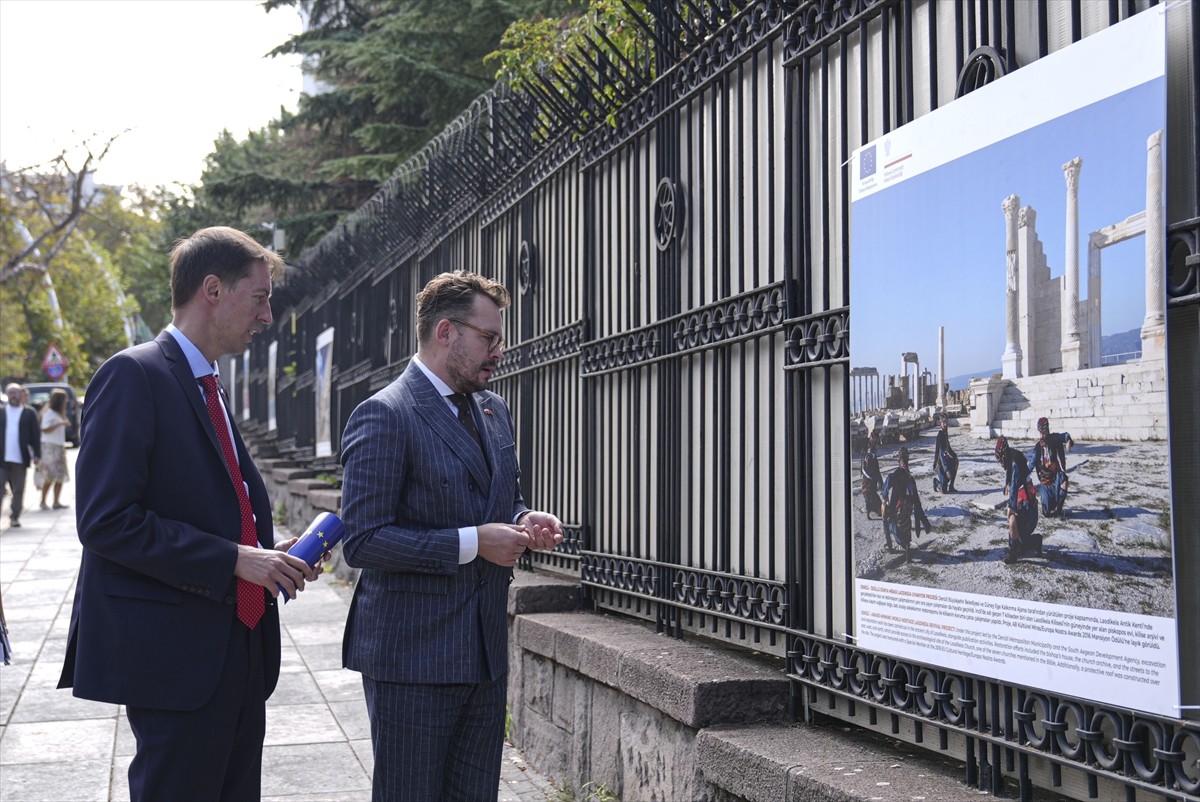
[288,478,329,494]
[309,487,341,511]
[275,467,318,480]
[523,652,555,720]
[551,663,577,731]
[508,570,580,616]
[514,616,559,660]
[696,723,980,802]
[520,704,573,783]
[515,611,787,729]
[585,683,625,792]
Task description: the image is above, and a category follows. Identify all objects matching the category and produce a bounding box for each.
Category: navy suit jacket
[7,404,40,465]
[339,361,528,684]
[58,331,280,710]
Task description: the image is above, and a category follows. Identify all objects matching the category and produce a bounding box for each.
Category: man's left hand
[519,511,564,551]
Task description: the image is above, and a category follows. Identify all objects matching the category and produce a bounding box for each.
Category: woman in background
[37,388,70,510]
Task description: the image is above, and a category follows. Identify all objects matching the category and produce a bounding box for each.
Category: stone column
[1001,195,1022,378]
[915,357,921,407]
[938,326,945,410]
[1141,129,1165,361]
[1061,158,1083,371]
[1088,232,1103,366]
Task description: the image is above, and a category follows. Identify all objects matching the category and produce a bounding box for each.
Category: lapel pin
[484,408,494,416]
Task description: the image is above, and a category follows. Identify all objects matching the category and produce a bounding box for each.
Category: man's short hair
[170,227,284,309]
[415,270,510,345]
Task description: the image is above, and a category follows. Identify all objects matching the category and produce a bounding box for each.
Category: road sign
[42,343,68,380]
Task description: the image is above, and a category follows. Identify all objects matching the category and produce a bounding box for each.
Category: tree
[1,145,172,386]
[1,138,117,284]
[79,185,177,335]
[181,0,575,253]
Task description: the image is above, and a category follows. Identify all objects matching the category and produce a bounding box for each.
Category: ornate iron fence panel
[240,0,1198,798]
[579,14,793,652]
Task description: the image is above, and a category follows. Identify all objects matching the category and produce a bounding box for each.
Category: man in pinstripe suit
[340,270,563,801]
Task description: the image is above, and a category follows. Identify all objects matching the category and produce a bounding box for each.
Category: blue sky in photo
[850,76,1165,383]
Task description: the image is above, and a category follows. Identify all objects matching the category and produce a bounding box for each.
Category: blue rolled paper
[277,512,345,602]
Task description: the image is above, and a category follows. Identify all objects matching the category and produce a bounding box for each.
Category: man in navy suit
[3,382,41,528]
[58,227,320,802]
[340,270,563,801]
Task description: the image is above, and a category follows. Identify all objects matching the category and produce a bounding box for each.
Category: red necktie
[200,374,264,629]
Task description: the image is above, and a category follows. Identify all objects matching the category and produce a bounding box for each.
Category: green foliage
[1,154,179,387]
[79,186,176,334]
[486,0,654,131]
[179,0,574,254]
[551,780,619,802]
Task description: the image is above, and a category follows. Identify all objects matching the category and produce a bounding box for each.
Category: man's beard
[446,343,493,394]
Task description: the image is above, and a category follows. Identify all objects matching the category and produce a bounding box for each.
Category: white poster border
[850,8,1178,718]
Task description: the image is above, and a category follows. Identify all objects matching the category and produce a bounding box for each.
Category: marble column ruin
[1001,194,1022,379]
[1141,129,1165,360]
[1061,157,1083,371]
[937,326,945,409]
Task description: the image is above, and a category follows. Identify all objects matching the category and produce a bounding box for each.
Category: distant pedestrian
[36,388,71,510]
[2,382,41,528]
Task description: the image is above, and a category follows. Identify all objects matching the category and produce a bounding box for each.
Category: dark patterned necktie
[200,374,264,629]
[448,393,484,454]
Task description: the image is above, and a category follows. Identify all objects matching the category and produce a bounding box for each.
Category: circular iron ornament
[654,177,684,252]
[939,675,970,726]
[910,667,938,717]
[1128,719,1166,782]
[518,241,535,296]
[1053,701,1088,761]
[1166,229,1197,299]
[1087,709,1126,771]
[825,314,847,359]
[866,655,890,703]
[1018,694,1053,749]
[956,46,1012,99]
[844,651,869,696]
[1169,728,1200,794]
[888,662,913,709]
[827,645,851,691]
[805,320,825,362]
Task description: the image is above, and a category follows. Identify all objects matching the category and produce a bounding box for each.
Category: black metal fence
[236,1,1200,799]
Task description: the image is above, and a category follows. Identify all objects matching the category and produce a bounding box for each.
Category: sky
[849,10,1165,388]
[0,0,304,191]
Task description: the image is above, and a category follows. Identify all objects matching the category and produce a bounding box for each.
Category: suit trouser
[363,673,507,802]
[126,619,267,802]
[2,461,27,521]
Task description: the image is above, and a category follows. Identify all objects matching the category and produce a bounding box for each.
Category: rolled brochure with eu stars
[277,512,345,602]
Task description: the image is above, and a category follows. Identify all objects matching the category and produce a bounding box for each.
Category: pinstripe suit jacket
[339,362,528,684]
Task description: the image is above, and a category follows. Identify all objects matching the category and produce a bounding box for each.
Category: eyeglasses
[449,318,505,352]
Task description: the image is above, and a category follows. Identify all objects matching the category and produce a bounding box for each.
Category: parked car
[24,382,82,446]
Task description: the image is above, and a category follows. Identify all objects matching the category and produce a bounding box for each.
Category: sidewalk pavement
[0,450,559,802]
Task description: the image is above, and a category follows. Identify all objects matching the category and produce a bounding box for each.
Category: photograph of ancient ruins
[849,74,1173,620]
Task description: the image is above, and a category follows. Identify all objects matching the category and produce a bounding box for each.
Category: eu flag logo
[860,145,877,179]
